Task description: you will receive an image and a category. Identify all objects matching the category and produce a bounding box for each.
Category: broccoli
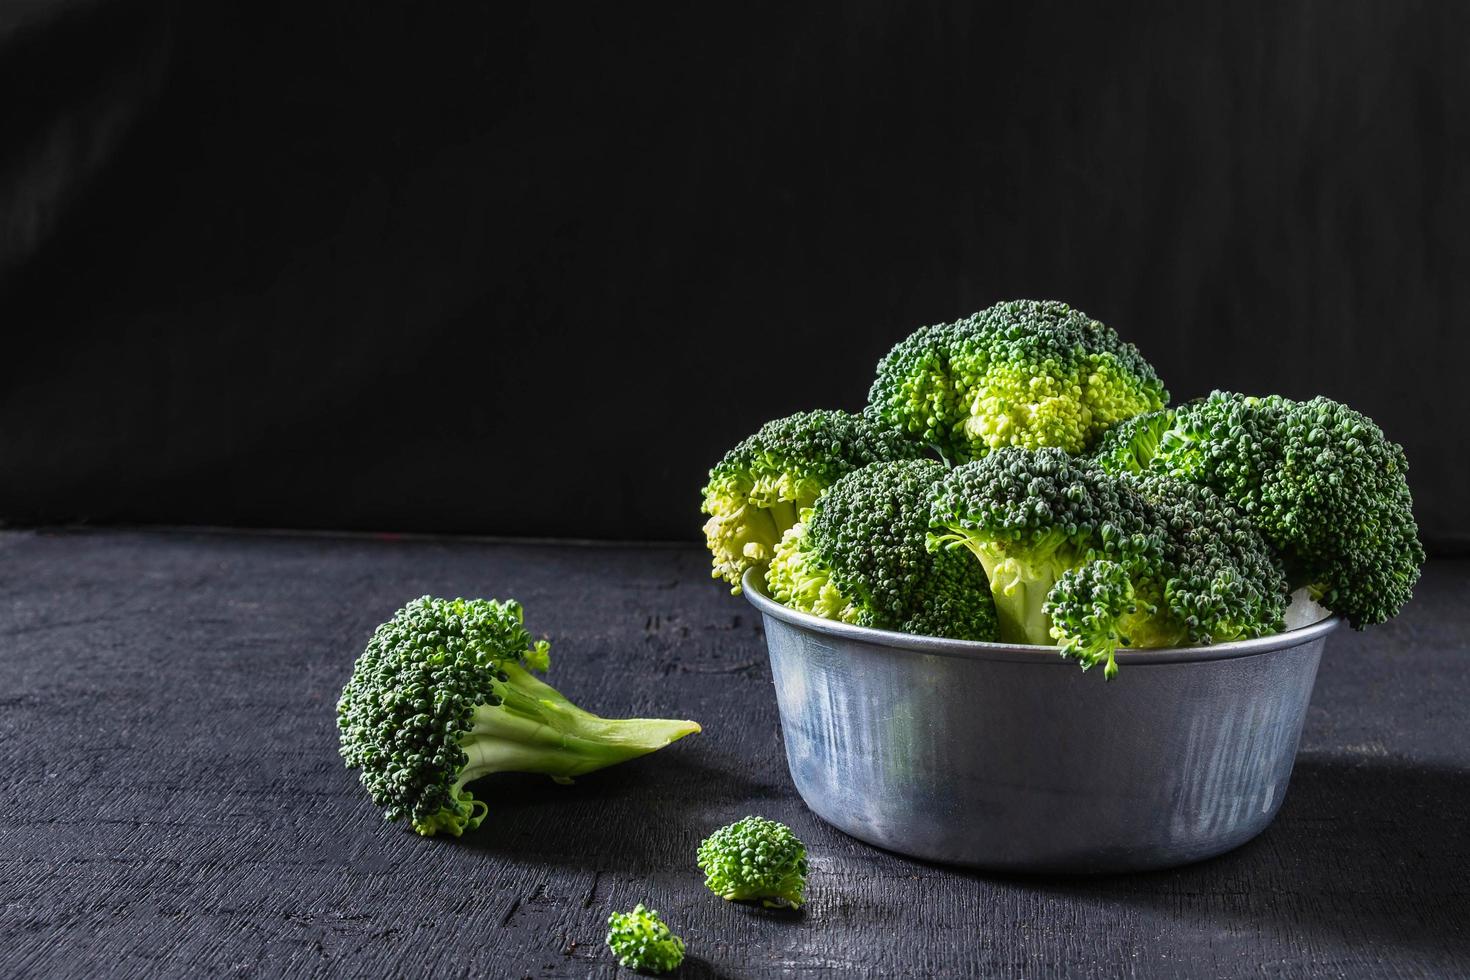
[337,596,700,836]
[930,449,1287,676]
[765,459,999,640]
[1045,473,1288,673]
[867,299,1168,463]
[1094,391,1425,627]
[701,409,925,593]
[697,816,808,909]
[606,904,686,974]
[928,448,1163,650]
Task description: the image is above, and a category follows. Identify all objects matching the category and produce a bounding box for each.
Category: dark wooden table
[2,529,1466,979]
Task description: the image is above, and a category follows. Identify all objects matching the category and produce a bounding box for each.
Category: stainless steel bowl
[742,567,1340,874]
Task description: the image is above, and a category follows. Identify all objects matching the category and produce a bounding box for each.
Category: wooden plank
[0,529,1465,978]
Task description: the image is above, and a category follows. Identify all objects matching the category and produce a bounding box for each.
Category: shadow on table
[450,749,782,871]
[983,757,1470,960]
[676,957,741,980]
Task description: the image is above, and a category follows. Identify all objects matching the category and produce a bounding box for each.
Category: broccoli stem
[934,528,1078,644]
[456,663,701,788]
[984,556,1057,645]
[764,498,800,536]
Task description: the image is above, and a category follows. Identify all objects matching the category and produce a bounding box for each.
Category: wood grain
[0,529,1465,978]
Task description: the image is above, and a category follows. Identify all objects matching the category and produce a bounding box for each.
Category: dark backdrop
[3,1,1467,550]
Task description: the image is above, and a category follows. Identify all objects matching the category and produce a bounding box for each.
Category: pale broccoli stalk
[697,816,809,909]
[337,596,700,836]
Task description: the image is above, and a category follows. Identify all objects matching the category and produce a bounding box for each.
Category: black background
[3,1,1467,550]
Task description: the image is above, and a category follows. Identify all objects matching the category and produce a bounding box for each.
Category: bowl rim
[740,566,1342,665]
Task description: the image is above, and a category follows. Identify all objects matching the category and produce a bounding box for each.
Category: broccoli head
[928,448,1164,651]
[931,449,1286,676]
[337,596,700,836]
[867,299,1168,463]
[697,816,808,909]
[701,409,925,593]
[1094,391,1424,628]
[605,904,686,973]
[765,458,999,640]
[1044,474,1289,673]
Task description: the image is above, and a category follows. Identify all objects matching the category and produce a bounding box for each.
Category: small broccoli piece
[606,904,686,974]
[1094,392,1425,628]
[928,448,1164,649]
[867,299,1168,463]
[1091,408,1175,475]
[697,816,808,909]
[701,410,926,594]
[765,459,999,640]
[337,597,700,836]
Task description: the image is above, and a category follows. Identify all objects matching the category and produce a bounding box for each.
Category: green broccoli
[337,596,700,836]
[701,409,925,593]
[867,299,1168,463]
[1044,473,1288,673]
[930,449,1287,676]
[765,459,999,640]
[697,816,808,909]
[928,448,1163,650]
[1094,391,1425,627]
[606,904,686,973]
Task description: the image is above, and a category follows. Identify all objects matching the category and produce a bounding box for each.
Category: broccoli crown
[1094,391,1424,627]
[697,816,809,909]
[931,450,1287,676]
[605,904,686,974]
[1127,473,1288,644]
[1091,407,1176,475]
[928,448,1164,648]
[867,299,1168,463]
[337,596,699,836]
[766,459,998,640]
[1043,475,1290,674]
[701,409,925,592]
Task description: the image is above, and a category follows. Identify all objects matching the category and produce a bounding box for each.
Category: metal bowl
[742,567,1340,874]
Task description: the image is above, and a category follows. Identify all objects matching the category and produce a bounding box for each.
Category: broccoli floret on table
[606,903,686,973]
[697,816,809,909]
[337,596,699,836]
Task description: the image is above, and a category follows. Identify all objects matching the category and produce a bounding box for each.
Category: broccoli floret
[1044,474,1289,673]
[701,410,925,593]
[697,816,808,909]
[765,459,999,640]
[337,596,700,836]
[1126,473,1288,643]
[606,904,686,974]
[1094,392,1425,627]
[867,299,1168,463]
[931,450,1286,676]
[928,448,1164,651]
